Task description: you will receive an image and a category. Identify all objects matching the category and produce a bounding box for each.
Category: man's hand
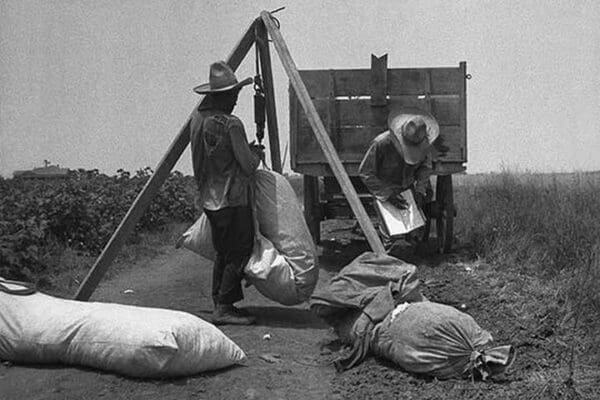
[433,135,450,157]
[388,194,408,210]
[249,141,265,161]
[414,191,426,209]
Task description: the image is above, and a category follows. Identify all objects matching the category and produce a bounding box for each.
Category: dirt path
[0,236,344,400]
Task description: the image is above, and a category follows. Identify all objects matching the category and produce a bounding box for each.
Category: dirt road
[1,222,595,399]
[1,236,344,400]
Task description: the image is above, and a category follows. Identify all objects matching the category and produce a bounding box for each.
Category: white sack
[0,281,246,378]
[245,231,300,305]
[179,170,318,305]
[371,302,515,380]
[177,213,216,261]
[252,169,318,303]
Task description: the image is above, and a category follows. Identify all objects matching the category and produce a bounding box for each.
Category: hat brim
[389,108,440,165]
[193,77,253,94]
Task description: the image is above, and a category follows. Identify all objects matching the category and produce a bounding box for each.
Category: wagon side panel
[289,65,467,177]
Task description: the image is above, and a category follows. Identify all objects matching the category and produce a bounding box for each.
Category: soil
[1,221,598,400]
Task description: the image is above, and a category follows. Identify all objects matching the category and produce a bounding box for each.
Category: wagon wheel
[435,175,455,254]
[303,175,321,244]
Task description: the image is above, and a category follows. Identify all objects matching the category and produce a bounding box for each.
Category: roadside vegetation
[451,170,600,398]
[0,168,197,290]
[455,171,600,278]
[454,171,600,333]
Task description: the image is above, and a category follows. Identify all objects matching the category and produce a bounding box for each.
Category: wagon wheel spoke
[435,175,455,254]
[303,175,321,244]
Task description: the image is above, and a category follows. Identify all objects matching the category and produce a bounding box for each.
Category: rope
[0,278,36,295]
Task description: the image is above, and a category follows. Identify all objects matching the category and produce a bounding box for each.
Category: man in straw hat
[358,107,440,247]
[190,61,263,325]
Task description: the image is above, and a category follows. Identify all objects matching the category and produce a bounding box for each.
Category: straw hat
[193,61,253,94]
[388,108,440,165]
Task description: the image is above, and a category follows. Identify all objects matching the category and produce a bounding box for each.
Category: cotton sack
[371,301,515,380]
[0,279,246,378]
[178,169,318,305]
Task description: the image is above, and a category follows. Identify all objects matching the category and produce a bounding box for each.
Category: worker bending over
[358,108,439,247]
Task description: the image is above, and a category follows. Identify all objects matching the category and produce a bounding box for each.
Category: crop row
[0,168,197,281]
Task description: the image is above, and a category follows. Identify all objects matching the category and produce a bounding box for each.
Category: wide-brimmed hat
[193,61,253,94]
[388,107,440,165]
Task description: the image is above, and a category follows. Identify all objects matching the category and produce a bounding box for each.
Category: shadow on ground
[318,230,465,274]
[245,306,328,329]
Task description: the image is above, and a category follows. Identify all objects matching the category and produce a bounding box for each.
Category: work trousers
[204,205,254,306]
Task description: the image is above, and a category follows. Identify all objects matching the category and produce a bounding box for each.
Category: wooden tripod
[74,11,384,301]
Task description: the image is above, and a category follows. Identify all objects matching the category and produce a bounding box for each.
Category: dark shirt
[358,131,432,201]
[190,103,259,211]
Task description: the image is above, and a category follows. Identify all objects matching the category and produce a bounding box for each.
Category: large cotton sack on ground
[310,251,424,320]
[178,170,318,305]
[371,302,515,380]
[309,252,425,370]
[0,280,246,378]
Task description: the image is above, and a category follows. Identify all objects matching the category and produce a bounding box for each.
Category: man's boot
[212,304,255,325]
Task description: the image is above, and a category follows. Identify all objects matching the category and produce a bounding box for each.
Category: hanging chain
[253,30,266,144]
[253,8,284,144]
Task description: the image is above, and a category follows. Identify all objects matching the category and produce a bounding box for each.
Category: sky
[1,0,599,177]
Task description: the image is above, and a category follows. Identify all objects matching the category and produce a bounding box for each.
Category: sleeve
[228,117,259,176]
[189,114,205,189]
[413,152,433,197]
[358,141,403,201]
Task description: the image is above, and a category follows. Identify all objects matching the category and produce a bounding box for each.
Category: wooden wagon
[290,55,468,253]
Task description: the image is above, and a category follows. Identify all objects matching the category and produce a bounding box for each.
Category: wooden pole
[370,54,388,107]
[256,21,282,172]
[260,11,386,254]
[74,20,258,301]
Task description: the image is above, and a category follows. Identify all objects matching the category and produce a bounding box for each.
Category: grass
[452,170,600,325]
[451,170,600,396]
[39,222,188,298]
[454,171,600,277]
